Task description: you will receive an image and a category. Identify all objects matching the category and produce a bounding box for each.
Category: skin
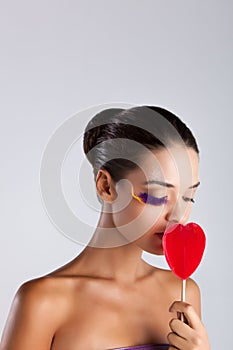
[0,145,210,350]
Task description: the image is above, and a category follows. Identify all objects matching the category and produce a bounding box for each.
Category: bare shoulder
[155,267,200,291]
[14,275,71,309]
[154,268,202,317]
[0,276,70,350]
[26,274,71,300]
[185,276,202,317]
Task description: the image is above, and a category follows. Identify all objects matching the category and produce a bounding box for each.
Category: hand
[167,301,210,350]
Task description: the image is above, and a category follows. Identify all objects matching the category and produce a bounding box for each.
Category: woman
[0,106,210,350]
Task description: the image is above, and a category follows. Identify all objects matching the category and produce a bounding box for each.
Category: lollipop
[162,222,206,322]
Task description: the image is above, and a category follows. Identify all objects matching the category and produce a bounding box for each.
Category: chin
[143,246,165,256]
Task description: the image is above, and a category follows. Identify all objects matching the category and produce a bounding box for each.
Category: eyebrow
[141,180,201,189]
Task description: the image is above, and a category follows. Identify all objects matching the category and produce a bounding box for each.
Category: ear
[96,169,118,203]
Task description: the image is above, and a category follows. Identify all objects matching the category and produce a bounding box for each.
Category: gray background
[0,1,232,349]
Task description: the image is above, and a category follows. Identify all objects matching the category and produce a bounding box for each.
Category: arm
[0,278,63,350]
[167,278,210,350]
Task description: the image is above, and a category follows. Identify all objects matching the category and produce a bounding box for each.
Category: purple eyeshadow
[137,192,168,205]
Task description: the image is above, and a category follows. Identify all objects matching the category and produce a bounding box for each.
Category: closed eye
[133,192,168,205]
[132,191,196,205]
[183,197,195,203]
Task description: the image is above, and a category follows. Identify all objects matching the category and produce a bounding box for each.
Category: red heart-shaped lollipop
[162,222,206,280]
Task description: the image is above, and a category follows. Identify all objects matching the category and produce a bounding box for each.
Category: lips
[156,232,164,238]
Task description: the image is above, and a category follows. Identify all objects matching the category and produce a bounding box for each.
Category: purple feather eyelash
[137,192,168,205]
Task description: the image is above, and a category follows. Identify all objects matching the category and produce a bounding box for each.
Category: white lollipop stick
[181,279,186,322]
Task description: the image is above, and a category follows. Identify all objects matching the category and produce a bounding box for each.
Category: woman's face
[111,145,200,255]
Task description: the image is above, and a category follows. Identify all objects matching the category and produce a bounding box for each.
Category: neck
[73,205,154,285]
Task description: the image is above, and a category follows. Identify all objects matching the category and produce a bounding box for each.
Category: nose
[165,198,189,228]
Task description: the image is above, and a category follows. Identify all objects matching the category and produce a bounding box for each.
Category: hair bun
[84,125,102,155]
[83,108,124,156]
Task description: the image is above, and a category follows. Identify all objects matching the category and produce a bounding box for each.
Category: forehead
[127,146,199,189]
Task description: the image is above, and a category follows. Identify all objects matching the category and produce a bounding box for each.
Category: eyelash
[183,197,195,203]
[136,193,195,205]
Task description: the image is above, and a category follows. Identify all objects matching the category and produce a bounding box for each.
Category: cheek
[112,201,141,227]
[112,202,165,242]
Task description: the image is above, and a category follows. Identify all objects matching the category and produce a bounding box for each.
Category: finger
[169,301,204,331]
[177,311,189,325]
[169,318,196,340]
[167,331,187,349]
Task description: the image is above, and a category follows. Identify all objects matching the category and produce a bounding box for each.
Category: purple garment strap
[108,344,170,350]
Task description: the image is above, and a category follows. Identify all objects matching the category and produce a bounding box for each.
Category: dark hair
[83,105,199,182]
